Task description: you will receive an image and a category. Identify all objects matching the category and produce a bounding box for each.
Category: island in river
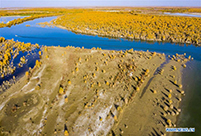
[0,39,190,135]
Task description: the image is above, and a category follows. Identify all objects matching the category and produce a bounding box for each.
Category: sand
[0,46,188,136]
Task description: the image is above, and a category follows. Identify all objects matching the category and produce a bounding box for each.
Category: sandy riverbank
[0,46,189,135]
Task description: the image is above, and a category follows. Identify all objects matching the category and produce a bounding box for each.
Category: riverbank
[0,44,189,135]
[0,38,40,90]
[52,11,201,46]
[42,21,201,49]
[175,60,201,136]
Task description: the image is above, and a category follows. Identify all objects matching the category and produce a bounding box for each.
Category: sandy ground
[0,46,188,136]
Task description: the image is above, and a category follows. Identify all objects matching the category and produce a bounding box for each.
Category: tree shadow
[152,127,160,136]
[161,91,168,98]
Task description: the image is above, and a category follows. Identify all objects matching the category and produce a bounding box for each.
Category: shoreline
[0,44,190,135]
[51,12,201,46]
[44,22,200,47]
[174,60,201,135]
[171,63,184,136]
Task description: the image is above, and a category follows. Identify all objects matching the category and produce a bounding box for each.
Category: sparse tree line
[0,14,61,28]
[0,8,81,28]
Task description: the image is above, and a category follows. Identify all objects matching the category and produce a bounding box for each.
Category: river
[0,16,201,135]
[163,12,201,18]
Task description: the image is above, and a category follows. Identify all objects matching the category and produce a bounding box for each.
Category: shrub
[172,66,177,70]
[78,57,81,62]
[159,69,164,75]
[44,47,47,52]
[182,64,186,68]
[59,86,64,95]
[152,52,156,57]
[38,51,42,56]
[164,106,168,111]
[170,104,174,109]
[169,99,173,104]
[92,73,96,78]
[72,71,75,74]
[68,80,71,85]
[114,115,117,121]
[97,82,101,87]
[35,60,41,68]
[25,71,29,77]
[168,93,172,98]
[64,130,69,136]
[136,87,140,91]
[102,70,106,73]
[167,119,172,126]
[181,90,185,95]
[65,97,68,103]
[35,84,41,90]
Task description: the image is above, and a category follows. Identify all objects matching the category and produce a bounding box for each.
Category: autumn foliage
[54,11,201,45]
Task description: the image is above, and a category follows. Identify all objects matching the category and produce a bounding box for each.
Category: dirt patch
[0,93,40,132]
[0,46,188,136]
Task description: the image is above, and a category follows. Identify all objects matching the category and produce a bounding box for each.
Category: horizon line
[1,6,201,9]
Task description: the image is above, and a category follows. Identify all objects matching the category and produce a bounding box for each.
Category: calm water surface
[0,16,201,135]
[163,12,201,18]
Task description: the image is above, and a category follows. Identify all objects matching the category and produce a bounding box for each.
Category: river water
[0,16,201,135]
[163,12,201,18]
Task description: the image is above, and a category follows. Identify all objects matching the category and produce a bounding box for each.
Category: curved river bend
[0,16,201,136]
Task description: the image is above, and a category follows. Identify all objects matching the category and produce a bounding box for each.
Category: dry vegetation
[0,37,40,92]
[157,7,201,13]
[54,10,201,46]
[0,8,81,28]
[0,7,198,135]
[0,37,39,78]
[0,39,190,135]
[1,7,200,45]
